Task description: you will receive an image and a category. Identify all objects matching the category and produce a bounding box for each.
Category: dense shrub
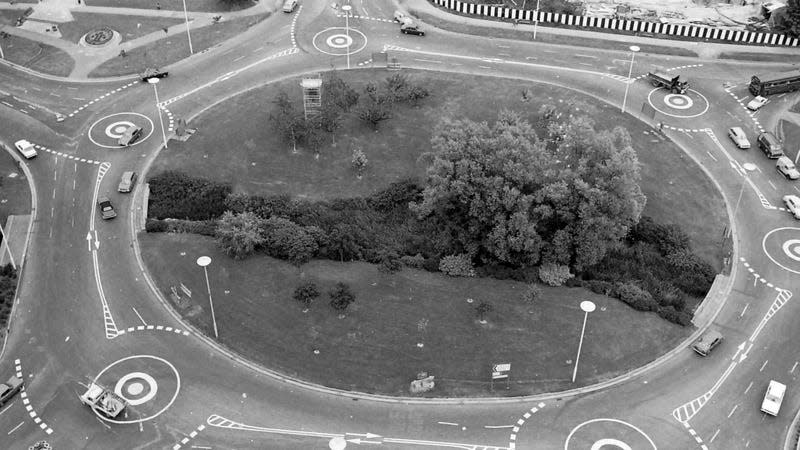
[329,282,355,312]
[148,171,231,220]
[584,279,614,296]
[657,306,692,326]
[216,211,266,260]
[614,282,658,312]
[538,263,573,287]
[154,219,217,236]
[377,251,402,274]
[293,282,319,309]
[145,218,169,233]
[438,254,476,277]
[400,253,425,269]
[475,264,532,282]
[369,178,422,212]
[628,216,690,256]
[263,217,319,265]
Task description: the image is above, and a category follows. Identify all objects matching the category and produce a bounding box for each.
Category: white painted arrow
[347,433,382,439]
[732,341,746,361]
[94,230,100,250]
[739,342,753,363]
[346,438,382,445]
[86,232,92,251]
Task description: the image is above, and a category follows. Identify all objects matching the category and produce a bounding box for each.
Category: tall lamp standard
[341,5,352,70]
[572,300,596,383]
[147,77,168,149]
[533,0,541,40]
[620,45,640,113]
[196,256,219,339]
[181,0,194,55]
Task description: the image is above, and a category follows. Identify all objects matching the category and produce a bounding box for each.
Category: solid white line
[233,55,245,62]
[791,361,798,373]
[740,303,749,317]
[437,421,459,426]
[709,428,720,443]
[413,59,443,64]
[0,403,14,416]
[768,180,776,191]
[131,307,147,326]
[7,421,23,434]
[252,46,264,53]
[575,54,597,58]
[760,360,768,371]
[727,404,738,418]
[706,151,717,161]
[484,425,514,429]
[579,62,593,67]
[744,381,753,394]
[478,66,491,69]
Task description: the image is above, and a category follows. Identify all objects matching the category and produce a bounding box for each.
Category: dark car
[141,68,169,82]
[0,375,23,406]
[98,197,117,220]
[118,126,143,147]
[401,24,425,36]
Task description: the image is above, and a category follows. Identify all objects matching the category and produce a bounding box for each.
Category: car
[393,10,407,22]
[0,375,23,406]
[118,171,137,193]
[691,328,723,356]
[14,139,37,159]
[400,23,425,36]
[761,380,786,416]
[282,0,297,13]
[783,195,800,219]
[97,197,117,220]
[747,96,768,111]
[757,132,784,159]
[140,68,168,82]
[776,156,800,180]
[728,127,750,149]
[118,126,143,147]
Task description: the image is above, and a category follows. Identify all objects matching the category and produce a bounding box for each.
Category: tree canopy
[411,109,646,271]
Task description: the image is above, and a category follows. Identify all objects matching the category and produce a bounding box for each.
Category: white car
[14,139,37,159]
[728,127,750,149]
[747,96,768,111]
[761,380,786,416]
[282,0,297,13]
[783,195,800,219]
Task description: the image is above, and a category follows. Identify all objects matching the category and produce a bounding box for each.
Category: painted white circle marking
[88,112,155,149]
[647,89,709,119]
[105,121,135,139]
[580,300,596,313]
[591,439,632,450]
[782,239,800,262]
[312,27,367,56]
[564,418,656,450]
[327,34,353,48]
[91,355,180,424]
[763,228,800,274]
[663,94,693,110]
[115,371,158,405]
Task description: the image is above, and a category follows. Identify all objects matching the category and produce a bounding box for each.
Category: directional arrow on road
[732,341,746,361]
[94,230,100,250]
[739,342,753,363]
[86,232,92,251]
[346,438,382,445]
[346,433,382,439]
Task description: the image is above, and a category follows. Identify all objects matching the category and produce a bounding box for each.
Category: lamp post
[341,5,352,70]
[572,300,596,383]
[196,256,219,339]
[181,0,193,55]
[732,162,757,218]
[147,77,168,149]
[532,0,540,40]
[621,45,640,114]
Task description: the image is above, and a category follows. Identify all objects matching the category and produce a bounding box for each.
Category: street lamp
[731,162,757,218]
[620,45,640,114]
[196,256,219,339]
[532,0,541,40]
[147,77,168,149]
[572,300,596,383]
[181,0,194,55]
[341,5,352,70]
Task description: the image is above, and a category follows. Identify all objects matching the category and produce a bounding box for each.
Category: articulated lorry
[80,383,127,418]
[646,71,689,94]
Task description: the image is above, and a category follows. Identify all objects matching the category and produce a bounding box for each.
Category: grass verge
[57,12,186,44]
[88,12,269,77]
[0,151,31,226]
[0,35,74,77]
[84,0,257,13]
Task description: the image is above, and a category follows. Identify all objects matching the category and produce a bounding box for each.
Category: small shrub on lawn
[585,279,615,296]
[523,284,543,304]
[475,301,493,321]
[657,305,692,326]
[215,211,266,260]
[329,282,355,312]
[148,170,231,220]
[377,251,402,274]
[263,217,320,265]
[538,263,573,286]
[160,219,217,236]
[400,253,425,269]
[293,282,320,309]
[439,254,476,277]
[422,257,440,272]
[614,282,657,312]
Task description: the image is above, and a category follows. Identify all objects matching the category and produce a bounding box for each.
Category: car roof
[15,139,31,146]
[730,127,744,134]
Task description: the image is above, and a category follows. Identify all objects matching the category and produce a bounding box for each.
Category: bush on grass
[657,305,692,326]
[293,282,320,309]
[399,253,425,269]
[538,263,573,286]
[438,254,476,277]
[614,282,658,312]
[377,251,402,274]
[523,284,543,304]
[329,282,355,312]
[148,171,231,220]
[263,217,320,266]
[215,211,266,260]
[146,218,217,236]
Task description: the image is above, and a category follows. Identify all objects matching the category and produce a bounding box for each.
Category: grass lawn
[0,35,74,77]
[0,151,31,226]
[142,70,726,396]
[84,0,257,13]
[88,12,268,77]
[57,12,186,44]
[779,119,800,163]
[140,233,688,396]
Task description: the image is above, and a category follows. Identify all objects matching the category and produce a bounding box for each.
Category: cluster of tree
[148,170,231,220]
[269,72,429,154]
[0,264,17,329]
[770,0,800,38]
[292,281,355,313]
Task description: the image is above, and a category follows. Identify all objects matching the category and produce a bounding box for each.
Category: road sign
[492,372,508,380]
[493,363,511,372]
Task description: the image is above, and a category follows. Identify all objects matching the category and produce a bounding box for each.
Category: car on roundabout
[97,197,117,220]
[728,127,750,149]
[747,95,768,111]
[118,126,143,147]
[14,139,37,159]
[783,195,800,219]
[282,0,297,13]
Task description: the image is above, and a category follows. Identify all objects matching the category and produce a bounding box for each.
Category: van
[118,171,137,193]
[282,0,297,13]
[728,127,750,149]
[758,132,784,159]
[777,156,800,180]
[691,328,723,356]
[761,380,786,416]
[118,126,143,147]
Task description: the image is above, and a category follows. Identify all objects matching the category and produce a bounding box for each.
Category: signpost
[491,363,511,391]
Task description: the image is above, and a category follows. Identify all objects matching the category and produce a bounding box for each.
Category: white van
[761,380,786,416]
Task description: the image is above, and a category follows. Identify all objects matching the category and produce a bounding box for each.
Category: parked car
[728,127,750,149]
[118,171,137,193]
[118,126,143,147]
[776,156,800,180]
[691,328,723,356]
[97,197,117,220]
[761,380,786,416]
[14,139,37,159]
[783,195,800,219]
[0,375,23,406]
[282,0,297,13]
[747,96,768,111]
[757,132,784,159]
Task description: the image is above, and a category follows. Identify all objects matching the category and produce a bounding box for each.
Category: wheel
[650,80,660,87]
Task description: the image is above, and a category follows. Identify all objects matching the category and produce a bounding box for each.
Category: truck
[646,71,689,94]
[80,382,127,418]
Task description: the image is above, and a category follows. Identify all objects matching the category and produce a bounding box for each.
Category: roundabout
[762,227,800,274]
[646,88,710,119]
[312,27,368,56]
[564,418,657,450]
[87,112,154,149]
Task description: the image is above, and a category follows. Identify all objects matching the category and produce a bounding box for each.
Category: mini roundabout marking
[564,418,656,450]
[646,88,709,119]
[312,27,367,56]
[89,355,180,424]
[88,112,154,149]
[762,227,800,275]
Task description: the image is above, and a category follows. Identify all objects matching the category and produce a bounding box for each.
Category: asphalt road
[1,1,800,449]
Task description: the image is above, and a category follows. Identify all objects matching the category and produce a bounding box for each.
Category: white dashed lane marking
[116,325,190,337]
[14,359,53,435]
[171,423,206,450]
[33,143,103,165]
[508,402,545,449]
[66,81,140,119]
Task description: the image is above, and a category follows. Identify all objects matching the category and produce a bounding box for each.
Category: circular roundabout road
[87,112,154,149]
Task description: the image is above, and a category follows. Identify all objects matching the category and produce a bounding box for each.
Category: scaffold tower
[301,76,323,119]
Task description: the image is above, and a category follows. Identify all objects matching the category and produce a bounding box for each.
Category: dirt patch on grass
[88,12,269,77]
[57,12,186,44]
[0,35,74,77]
[141,233,688,396]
